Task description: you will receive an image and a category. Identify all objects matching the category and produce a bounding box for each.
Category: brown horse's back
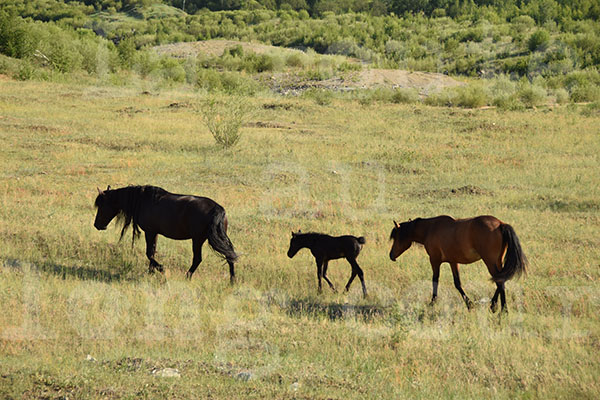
[424,215,504,265]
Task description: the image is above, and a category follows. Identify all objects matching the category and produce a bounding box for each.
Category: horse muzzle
[94,223,107,231]
[389,252,397,261]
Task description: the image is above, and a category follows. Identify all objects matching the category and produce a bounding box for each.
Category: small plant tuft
[199,95,252,148]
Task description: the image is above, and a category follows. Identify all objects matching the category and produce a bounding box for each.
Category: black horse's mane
[96,185,167,245]
[291,232,329,242]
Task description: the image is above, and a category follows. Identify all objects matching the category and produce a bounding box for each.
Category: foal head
[389,220,414,261]
[93,186,119,230]
[287,231,304,258]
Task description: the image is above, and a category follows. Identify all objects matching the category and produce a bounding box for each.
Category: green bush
[553,88,569,104]
[199,95,252,148]
[518,83,547,108]
[570,85,600,102]
[304,88,333,106]
[391,87,420,104]
[285,53,306,68]
[454,84,489,108]
[424,89,457,107]
[528,29,550,52]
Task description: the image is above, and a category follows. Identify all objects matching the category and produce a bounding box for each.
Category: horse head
[93,185,118,230]
[287,231,303,258]
[389,220,413,261]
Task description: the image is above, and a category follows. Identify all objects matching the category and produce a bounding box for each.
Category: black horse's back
[287,231,368,297]
[94,184,237,282]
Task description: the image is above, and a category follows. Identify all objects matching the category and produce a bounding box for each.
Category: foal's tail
[207,206,238,264]
[494,224,528,283]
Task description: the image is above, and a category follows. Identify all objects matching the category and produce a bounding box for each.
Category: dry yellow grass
[0,78,599,399]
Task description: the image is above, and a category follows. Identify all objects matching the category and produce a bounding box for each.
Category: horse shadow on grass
[3,258,131,283]
[285,297,388,322]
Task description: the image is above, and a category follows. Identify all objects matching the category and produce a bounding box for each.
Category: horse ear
[106,185,111,191]
[393,220,399,228]
[97,187,103,195]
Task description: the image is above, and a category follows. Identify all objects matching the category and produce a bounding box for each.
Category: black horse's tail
[494,224,528,283]
[207,206,238,264]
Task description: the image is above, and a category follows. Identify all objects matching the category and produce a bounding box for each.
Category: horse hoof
[490,304,498,313]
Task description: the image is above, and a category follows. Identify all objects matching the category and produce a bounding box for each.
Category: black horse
[287,231,368,298]
[94,185,238,282]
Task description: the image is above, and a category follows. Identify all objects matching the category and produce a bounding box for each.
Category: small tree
[200,96,252,149]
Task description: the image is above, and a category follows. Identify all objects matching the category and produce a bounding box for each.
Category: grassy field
[1,77,599,399]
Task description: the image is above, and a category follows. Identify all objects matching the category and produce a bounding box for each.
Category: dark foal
[389,215,527,312]
[94,185,237,282]
[287,231,368,298]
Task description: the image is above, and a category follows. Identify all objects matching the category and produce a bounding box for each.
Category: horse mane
[292,232,327,242]
[104,185,167,246]
[390,219,420,240]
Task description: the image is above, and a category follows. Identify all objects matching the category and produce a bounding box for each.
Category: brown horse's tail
[207,206,238,264]
[494,224,528,283]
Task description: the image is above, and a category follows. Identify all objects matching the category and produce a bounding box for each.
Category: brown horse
[389,215,527,312]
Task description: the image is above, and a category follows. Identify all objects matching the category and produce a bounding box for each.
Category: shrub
[199,95,252,148]
[0,13,37,59]
[160,58,186,83]
[391,87,420,104]
[454,84,489,108]
[303,88,333,106]
[518,83,547,108]
[285,53,306,68]
[424,89,457,107]
[528,30,550,52]
[489,76,522,110]
[553,88,569,104]
[570,85,600,102]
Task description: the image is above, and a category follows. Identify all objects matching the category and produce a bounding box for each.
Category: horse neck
[295,234,317,250]
[111,187,140,216]
[409,218,429,245]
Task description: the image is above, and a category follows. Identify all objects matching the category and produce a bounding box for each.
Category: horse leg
[430,258,441,305]
[450,263,473,309]
[499,282,507,313]
[315,258,323,293]
[322,260,336,292]
[186,237,205,279]
[145,232,163,273]
[346,258,367,298]
[490,283,501,313]
[483,257,503,313]
[228,261,235,285]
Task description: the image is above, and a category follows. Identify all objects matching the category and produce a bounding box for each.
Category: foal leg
[346,258,367,298]
[315,258,324,293]
[321,260,336,292]
[450,263,473,309]
[145,232,163,273]
[186,238,205,279]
